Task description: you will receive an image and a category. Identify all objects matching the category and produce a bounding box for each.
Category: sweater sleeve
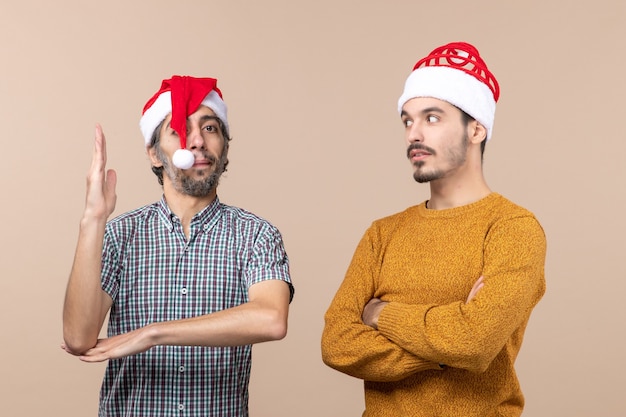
[376,215,546,373]
[321,225,442,382]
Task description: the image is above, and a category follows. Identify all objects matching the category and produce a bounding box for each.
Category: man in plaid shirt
[62,76,294,416]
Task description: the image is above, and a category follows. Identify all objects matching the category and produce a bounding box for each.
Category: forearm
[73,280,291,363]
[321,317,442,381]
[321,227,441,381]
[150,296,289,347]
[63,217,111,353]
[377,301,495,372]
[377,277,543,373]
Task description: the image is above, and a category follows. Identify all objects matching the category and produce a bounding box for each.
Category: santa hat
[397,42,500,141]
[139,75,228,169]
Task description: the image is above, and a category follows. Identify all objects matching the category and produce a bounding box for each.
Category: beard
[156,146,228,197]
[407,133,468,183]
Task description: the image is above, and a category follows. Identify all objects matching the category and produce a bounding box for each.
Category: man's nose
[407,123,424,144]
[187,127,205,149]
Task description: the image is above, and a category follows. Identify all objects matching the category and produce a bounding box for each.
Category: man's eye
[403,119,413,127]
[204,125,217,132]
[426,115,439,123]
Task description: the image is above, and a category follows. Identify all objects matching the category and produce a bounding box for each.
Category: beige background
[1,1,624,415]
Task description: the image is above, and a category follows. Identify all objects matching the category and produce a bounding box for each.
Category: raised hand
[84,124,117,221]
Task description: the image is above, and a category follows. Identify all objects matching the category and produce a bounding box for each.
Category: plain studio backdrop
[1,1,624,416]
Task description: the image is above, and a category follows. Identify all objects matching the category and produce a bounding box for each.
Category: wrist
[374,302,388,330]
[79,213,108,228]
[143,322,162,348]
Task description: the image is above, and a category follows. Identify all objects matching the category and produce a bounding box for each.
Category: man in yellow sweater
[321,42,546,416]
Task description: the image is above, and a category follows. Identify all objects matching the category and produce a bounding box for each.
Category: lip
[192,159,213,168]
[409,149,431,161]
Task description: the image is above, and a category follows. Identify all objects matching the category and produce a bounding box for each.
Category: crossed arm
[321,264,484,382]
[321,219,545,381]
[361,276,484,330]
[62,125,291,362]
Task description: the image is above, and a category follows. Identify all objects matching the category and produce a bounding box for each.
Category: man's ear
[468,121,487,145]
[147,146,162,167]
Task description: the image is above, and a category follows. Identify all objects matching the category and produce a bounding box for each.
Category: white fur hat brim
[397,66,496,141]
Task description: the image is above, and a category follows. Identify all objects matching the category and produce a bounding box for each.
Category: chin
[413,170,442,183]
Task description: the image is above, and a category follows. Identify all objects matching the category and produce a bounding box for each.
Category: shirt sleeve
[100,226,121,301]
[321,225,442,382]
[377,215,547,373]
[244,224,294,302]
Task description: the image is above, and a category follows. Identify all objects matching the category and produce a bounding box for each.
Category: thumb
[105,169,118,207]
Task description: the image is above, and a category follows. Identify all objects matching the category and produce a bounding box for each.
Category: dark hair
[460,110,486,159]
[149,118,232,185]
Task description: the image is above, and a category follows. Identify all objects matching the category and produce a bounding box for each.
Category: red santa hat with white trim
[397,42,500,141]
[139,75,228,169]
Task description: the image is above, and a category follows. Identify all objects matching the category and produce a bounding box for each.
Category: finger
[105,168,118,203]
[95,123,106,161]
[365,298,380,307]
[471,276,485,293]
[60,343,81,356]
[79,354,108,363]
[90,124,106,173]
[77,344,109,362]
[95,125,117,200]
[466,278,485,303]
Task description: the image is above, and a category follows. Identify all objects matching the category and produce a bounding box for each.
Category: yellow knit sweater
[321,193,546,417]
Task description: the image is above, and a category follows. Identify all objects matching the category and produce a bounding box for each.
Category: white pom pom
[172,149,195,169]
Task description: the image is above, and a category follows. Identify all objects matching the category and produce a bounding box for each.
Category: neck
[426,158,491,210]
[162,182,217,237]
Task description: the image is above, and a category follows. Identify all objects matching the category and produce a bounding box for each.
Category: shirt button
[181,288,188,295]
[178,366,185,373]
[178,404,185,411]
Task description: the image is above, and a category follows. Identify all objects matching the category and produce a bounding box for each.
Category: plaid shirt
[99,196,293,417]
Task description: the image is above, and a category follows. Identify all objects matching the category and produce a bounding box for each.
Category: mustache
[406,143,436,159]
[204,153,218,164]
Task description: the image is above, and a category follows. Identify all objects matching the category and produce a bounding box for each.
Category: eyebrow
[197,115,221,124]
[420,106,445,114]
[400,106,447,118]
